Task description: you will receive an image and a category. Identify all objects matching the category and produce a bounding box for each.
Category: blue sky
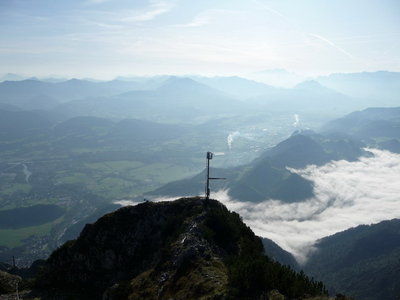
[1,0,399,79]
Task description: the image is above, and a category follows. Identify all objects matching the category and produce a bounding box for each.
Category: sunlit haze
[1,0,399,79]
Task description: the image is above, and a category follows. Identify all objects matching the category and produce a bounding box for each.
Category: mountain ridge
[304,218,400,300]
[29,197,327,299]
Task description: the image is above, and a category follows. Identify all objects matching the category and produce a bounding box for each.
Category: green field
[0,216,64,248]
[0,183,32,196]
[0,111,301,255]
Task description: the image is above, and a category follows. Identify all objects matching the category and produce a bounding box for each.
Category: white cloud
[173,14,211,28]
[213,149,400,264]
[113,149,400,265]
[123,0,175,22]
[293,114,300,127]
[114,199,141,206]
[172,9,239,28]
[227,131,240,150]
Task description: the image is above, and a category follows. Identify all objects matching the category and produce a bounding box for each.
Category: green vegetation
[122,258,229,300]
[0,216,63,248]
[305,219,400,300]
[36,198,327,300]
[199,201,327,299]
[227,257,326,299]
[0,107,301,257]
[0,183,32,197]
[85,160,144,171]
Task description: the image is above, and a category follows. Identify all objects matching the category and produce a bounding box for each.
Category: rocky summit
[6,197,328,299]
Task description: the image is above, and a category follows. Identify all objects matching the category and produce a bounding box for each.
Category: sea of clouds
[119,149,400,264]
[214,149,400,264]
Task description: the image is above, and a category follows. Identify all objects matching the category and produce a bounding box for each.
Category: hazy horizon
[1,68,398,79]
[1,0,399,80]
[1,69,399,91]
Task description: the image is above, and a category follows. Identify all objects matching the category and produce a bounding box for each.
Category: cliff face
[36,197,326,299]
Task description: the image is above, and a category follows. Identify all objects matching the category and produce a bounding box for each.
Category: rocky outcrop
[34,197,327,299]
[36,198,243,299]
[0,270,21,294]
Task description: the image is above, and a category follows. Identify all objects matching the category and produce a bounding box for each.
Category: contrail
[307,33,355,59]
[252,0,291,24]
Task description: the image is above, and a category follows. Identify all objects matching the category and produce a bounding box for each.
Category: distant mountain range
[247,68,307,87]
[191,75,279,98]
[316,71,400,105]
[0,78,160,109]
[1,71,399,122]
[56,77,243,122]
[0,110,191,148]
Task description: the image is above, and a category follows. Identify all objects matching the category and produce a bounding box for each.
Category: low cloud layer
[227,131,240,150]
[117,149,400,264]
[214,149,400,264]
[293,114,300,127]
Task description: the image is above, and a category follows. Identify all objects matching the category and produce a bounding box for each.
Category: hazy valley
[0,71,399,299]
